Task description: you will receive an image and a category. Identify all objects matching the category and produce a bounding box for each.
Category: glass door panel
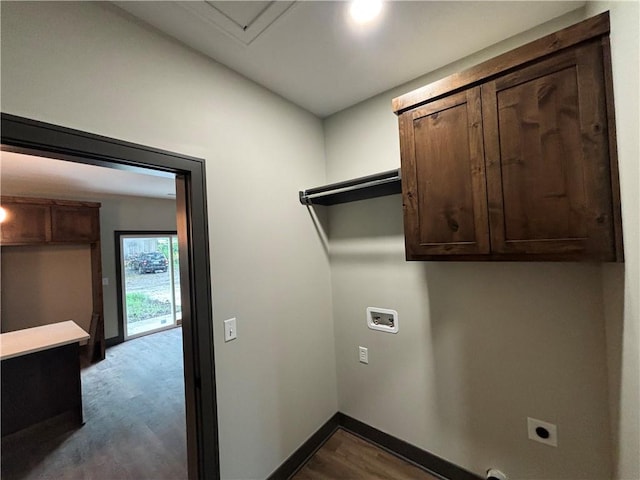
[171,235,182,321]
[120,234,180,339]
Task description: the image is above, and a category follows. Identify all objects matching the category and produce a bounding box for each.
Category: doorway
[117,232,182,339]
[1,113,219,479]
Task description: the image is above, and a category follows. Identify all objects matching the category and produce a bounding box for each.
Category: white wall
[0,2,337,479]
[1,245,93,333]
[323,7,635,479]
[585,2,640,479]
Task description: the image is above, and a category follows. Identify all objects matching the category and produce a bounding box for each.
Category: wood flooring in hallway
[1,327,187,480]
[293,429,441,480]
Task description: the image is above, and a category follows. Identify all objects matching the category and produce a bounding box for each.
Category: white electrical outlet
[527,417,557,447]
[224,318,237,342]
[358,346,368,364]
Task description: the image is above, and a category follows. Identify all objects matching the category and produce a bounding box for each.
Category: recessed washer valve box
[366,307,398,334]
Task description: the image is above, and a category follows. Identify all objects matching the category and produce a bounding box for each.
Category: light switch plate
[359,346,368,364]
[224,318,237,342]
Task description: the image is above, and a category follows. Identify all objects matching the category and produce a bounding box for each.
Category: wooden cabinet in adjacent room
[0,202,51,244]
[51,205,100,243]
[1,197,100,245]
[393,12,623,262]
[0,195,105,362]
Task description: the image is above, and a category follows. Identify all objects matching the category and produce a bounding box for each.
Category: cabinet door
[482,41,615,259]
[51,206,100,243]
[399,87,489,258]
[0,203,51,244]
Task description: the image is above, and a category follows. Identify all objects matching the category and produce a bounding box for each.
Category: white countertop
[0,321,90,360]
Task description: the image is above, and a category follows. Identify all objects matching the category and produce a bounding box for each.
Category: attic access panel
[178,1,296,45]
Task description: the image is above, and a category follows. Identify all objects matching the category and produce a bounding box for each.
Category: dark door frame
[0,113,219,480]
[114,230,180,345]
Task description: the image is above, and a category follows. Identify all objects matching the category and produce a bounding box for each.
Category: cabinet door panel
[0,203,51,244]
[400,88,489,258]
[483,41,614,259]
[51,206,99,243]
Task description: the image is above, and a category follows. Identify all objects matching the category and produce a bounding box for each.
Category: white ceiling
[2,1,585,198]
[0,152,176,200]
[115,1,585,117]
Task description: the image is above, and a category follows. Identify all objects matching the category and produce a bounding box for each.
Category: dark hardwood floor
[293,429,441,480]
[1,327,187,480]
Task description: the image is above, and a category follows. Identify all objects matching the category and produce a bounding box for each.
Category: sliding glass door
[119,233,181,339]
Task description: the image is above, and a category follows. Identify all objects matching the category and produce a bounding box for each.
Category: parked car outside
[137,252,168,274]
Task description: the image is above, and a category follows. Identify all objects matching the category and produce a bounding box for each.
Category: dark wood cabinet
[51,205,100,243]
[1,197,100,246]
[482,41,615,259]
[1,203,51,244]
[393,12,623,262]
[399,87,489,256]
[0,196,105,362]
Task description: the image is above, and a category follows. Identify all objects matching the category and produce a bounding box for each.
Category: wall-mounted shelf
[299,168,401,206]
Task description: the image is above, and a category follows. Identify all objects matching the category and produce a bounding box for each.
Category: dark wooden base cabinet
[1,343,83,436]
[393,12,623,262]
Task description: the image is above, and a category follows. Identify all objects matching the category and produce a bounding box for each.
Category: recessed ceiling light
[349,0,382,24]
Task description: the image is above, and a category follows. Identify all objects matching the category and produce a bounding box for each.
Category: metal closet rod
[299,168,402,206]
